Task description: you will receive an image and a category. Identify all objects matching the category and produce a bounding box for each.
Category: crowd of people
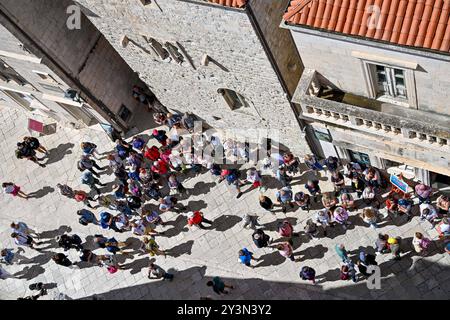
[1,107,450,299]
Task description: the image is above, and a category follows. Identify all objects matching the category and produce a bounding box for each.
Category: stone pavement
[0,105,449,300]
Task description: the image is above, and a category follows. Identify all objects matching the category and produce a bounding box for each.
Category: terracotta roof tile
[283,0,450,54]
[207,0,246,8]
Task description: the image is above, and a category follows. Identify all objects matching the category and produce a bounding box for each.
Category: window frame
[353,52,418,109]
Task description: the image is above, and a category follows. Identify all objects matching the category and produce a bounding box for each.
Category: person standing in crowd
[304,154,323,175]
[15,142,45,167]
[81,170,106,194]
[436,195,449,215]
[335,244,348,263]
[388,236,402,261]
[276,187,294,213]
[294,192,311,212]
[412,232,431,256]
[304,219,320,239]
[360,208,379,229]
[259,195,275,213]
[414,183,433,204]
[252,229,271,248]
[316,208,333,236]
[331,171,346,195]
[333,207,351,230]
[419,203,439,229]
[324,156,340,174]
[305,179,321,202]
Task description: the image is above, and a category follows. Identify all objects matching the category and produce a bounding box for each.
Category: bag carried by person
[107,266,118,274]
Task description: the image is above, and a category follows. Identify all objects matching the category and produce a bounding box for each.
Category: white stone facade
[74,0,311,155]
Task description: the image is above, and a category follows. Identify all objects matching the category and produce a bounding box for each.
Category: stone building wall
[74,0,311,155]
[0,0,148,131]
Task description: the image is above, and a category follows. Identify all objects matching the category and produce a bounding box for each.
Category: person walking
[238,248,257,267]
[299,266,316,284]
[15,142,45,167]
[11,232,40,250]
[206,276,234,295]
[24,136,48,155]
[11,221,38,238]
[81,142,100,159]
[2,182,29,199]
[388,236,402,261]
[187,211,213,229]
[252,229,271,248]
[77,209,98,226]
[52,253,72,267]
[148,263,174,281]
[271,241,296,261]
[335,244,348,263]
[74,190,97,208]
[159,196,186,213]
[1,248,15,265]
[141,236,166,257]
[81,170,106,194]
[375,234,390,255]
[57,234,83,251]
[77,155,106,177]
[276,187,294,213]
[168,173,186,195]
[56,183,76,199]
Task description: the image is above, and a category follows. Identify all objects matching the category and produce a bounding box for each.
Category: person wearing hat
[187,211,213,229]
[151,129,168,146]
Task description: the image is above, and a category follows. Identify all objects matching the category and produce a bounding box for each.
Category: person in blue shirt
[276,187,294,213]
[1,248,15,265]
[238,248,257,268]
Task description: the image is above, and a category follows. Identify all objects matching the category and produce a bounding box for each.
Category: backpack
[226,169,239,184]
[79,217,89,226]
[300,266,315,280]
[211,164,221,176]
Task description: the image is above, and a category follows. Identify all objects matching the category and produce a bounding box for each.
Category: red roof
[283,0,450,54]
[208,0,246,8]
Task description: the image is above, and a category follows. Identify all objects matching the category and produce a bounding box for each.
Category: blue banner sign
[390,174,409,193]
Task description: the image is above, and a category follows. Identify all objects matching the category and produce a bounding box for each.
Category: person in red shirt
[151,160,169,175]
[187,211,213,229]
[144,146,160,162]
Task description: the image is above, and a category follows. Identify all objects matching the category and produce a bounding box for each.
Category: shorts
[11,185,21,197]
[252,181,261,188]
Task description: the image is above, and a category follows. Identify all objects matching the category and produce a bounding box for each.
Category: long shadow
[254,250,285,268]
[185,200,208,212]
[121,256,151,275]
[44,143,74,165]
[166,240,194,258]
[28,186,55,199]
[163,215,189,238]
[212,215,242,232]
[261,217,298,232]
[294,244,329,262]
[14,265,46,281]
[186,181,216,197]
[37,225,72,240]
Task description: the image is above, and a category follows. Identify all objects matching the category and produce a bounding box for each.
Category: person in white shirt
[419,203,439,229]
[11,232,40,250]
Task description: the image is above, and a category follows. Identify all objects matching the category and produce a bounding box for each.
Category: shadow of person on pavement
[37,225,72,240]
[166,240,194,258]
[28,186,55,199]
[212,215,242,232]
[44,143,74,165]
[13,265,46,281]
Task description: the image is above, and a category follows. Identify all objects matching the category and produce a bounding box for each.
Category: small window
[373,64,407,100]
[314,129,332,143]
[218,88,248,111]
[118,104,132,122]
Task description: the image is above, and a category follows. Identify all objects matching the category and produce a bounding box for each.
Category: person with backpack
[2,182,29,199]
[148,263,174,281]
[81,170,106,194]
[299,266,316,284]
[294,192,311,212]
[57,234,83,251]
[252,229,271,248]
[219,168,243,198]
[80,142,100,159]
[276,187,294,213]
[77,209,98,226]
[412,232,432,256]
[15,142,45,167]
[131,219,162,237]
[115,139,132,159]
[207,276,234,295]
[23,136,48,155]
[74,190,96,208]
[335,244,349,263]
[305,179,321,202]
[238,248,257,267]
[131,136,146,152]
[359,250,378,267]
[141,236,166,257]
[324,156,340,174]
[304,219,320,239]
[187,211,213,229]
[99,212,120,232]
[52,253,72,267]
[104,237,128,255]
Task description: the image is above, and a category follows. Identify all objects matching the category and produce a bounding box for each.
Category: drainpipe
[0,7,127,132]
[245,3,314,153]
